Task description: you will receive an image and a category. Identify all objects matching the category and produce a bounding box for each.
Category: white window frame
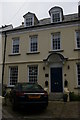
[28,65,38,83]
[12,37,19,54]
[51,11,62,23]
[25,16,34,27]
[29,35,38,52]
[51,32,61,51]
[76,64,80,87]
[9,66,18,87]
[75,31,80,49]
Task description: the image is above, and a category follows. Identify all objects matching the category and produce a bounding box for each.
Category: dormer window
[49,6,63,23]
[23,12,38,27]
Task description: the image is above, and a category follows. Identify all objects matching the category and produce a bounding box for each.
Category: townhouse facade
[2,6,80,95]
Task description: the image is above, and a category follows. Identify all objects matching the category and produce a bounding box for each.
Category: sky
[0,0,80,28]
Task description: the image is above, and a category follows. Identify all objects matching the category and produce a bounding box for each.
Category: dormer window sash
[26,17,32,26]
[51,11,61,23]
[25,16,34,27]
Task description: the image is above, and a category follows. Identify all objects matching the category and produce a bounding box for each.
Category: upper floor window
[30,35,38,52]
[12,37,19,54]
[51,32,61,50]
[77,64,80,86]
[9,66,18,86]
[76,31,80,48]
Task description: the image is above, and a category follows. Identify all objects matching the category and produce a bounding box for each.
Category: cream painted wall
[63,61,78,92]
[4,62,47,88]
[2,23,80,94]
[4,61,79,93]
[5,24,79,64]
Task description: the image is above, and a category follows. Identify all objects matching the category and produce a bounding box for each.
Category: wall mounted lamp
[43,66,45,70]
[68,65,70,69]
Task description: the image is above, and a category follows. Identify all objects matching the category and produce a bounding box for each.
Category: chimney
[78,1,80,18]
[22,22,24,27]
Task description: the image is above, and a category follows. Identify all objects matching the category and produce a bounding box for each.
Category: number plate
[28,95,40,99]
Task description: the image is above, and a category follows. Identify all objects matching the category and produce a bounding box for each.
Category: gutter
[2,19,80,34]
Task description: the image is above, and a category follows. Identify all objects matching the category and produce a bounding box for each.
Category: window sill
[7,85,14,88]
[49,49,64,53]
[74,87,80,89]
[8,53,21,56]
[26,51,40,55]
[51,21,62,24]
[74,48,80,51]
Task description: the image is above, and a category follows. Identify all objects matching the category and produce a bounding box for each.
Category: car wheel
[12,98,17,111]
[43,103,48,109]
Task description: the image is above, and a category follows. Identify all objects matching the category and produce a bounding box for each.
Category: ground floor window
[9,66,18,86]
[28,65,38,83]
[77,64,80,86]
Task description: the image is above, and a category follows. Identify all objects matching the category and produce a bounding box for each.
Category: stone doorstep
[49,93,63,101]
[0,96,5,104]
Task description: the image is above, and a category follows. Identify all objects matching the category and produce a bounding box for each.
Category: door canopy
[43,53,67,64]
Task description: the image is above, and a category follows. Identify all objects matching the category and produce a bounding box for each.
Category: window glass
[26,17,33,27]
[76,31,80,48]
[77,64,80,86]
[12,38,19,53]
[52,32,60,50]
[30,35,38,52]
[9,66,18,86]
[28,66,38,83]
[52,12,60,23]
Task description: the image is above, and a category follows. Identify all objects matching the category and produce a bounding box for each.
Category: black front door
[51,67,63,92]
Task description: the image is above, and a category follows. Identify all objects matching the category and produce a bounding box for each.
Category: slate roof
[16,13,78,28]
[0,24,13,32]
[38,13,78,25]
[2,13,79,32]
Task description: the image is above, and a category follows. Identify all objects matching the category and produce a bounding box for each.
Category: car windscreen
[15,83,43,91]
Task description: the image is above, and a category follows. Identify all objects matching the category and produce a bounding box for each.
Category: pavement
[0,96,2,120]
[1,98,80,120]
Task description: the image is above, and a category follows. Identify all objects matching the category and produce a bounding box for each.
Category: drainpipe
[78,1,80,18]
[2,31,7,95]
[78,2,80,97]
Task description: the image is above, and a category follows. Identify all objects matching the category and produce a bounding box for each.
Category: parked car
[10,82,48,110]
